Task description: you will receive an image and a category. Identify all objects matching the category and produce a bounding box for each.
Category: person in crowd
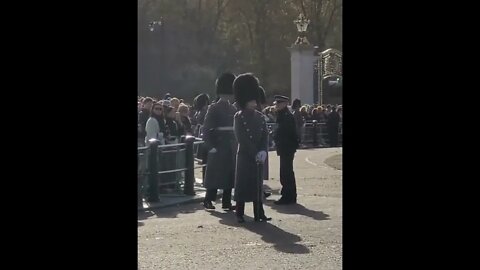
[193,93,211,137]
[337,105,343,120]
[164,104,180,144]
[291,99,304,146]
[177,103,193,136]
[327,106,341,147]
[139,97,154,146]
[145,102,168,146]
[170,97,181,112]
[300,105,309,121]
[317,106,327,123]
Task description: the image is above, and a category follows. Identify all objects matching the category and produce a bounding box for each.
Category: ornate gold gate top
[320,48,342,78]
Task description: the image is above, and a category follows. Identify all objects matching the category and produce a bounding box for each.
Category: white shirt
[145,117,165,146]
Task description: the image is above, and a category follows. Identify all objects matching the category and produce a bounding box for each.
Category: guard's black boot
[203,200,215,210]
[253,202,272,222]
[236,202,245,223]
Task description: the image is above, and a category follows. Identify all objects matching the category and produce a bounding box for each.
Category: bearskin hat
[215,72,236,95]
[233,73,260,109]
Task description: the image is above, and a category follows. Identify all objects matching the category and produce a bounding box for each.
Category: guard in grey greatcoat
[202,73,237,210]
[233,73,271,223]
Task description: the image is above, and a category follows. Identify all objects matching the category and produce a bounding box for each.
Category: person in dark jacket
[327,106,340,147]
[164,105,179,143]
[177,103,193,136]
[233,73,271,223]
[193,93,210,137]
[192,93,211,181]
[273,95,299,205]
[291,99,304,145]
[257,86,272,198]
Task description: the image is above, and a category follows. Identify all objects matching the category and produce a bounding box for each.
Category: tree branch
[323,0,340,40]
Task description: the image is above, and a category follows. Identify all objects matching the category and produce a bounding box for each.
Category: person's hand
[256,151,267,163]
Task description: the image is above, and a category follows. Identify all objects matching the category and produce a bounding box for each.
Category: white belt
[216,126,234,131]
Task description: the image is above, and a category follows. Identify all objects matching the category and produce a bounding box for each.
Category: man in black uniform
[273,95,299,205]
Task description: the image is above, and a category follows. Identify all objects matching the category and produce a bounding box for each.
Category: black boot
[222,189,235,210]
[253,201,271,222]
[203,200,215,210]
[236,215,245,223]
[236,202,245,223]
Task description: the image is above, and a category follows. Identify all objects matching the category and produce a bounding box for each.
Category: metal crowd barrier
[138,120,342,206]
[138,136,205,204]
[266,120,342,149]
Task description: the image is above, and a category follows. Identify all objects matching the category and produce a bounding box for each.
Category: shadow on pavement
[208,211,310,254]
[137,202,206,220]
[264,200,330,221]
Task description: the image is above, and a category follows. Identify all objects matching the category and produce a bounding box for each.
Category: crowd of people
[137,94,208,146]
[262,103,342,124]
[138,94,342,147]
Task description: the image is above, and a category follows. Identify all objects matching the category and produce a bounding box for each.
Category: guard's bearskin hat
[215,72,236,95]
[233,73,260,109]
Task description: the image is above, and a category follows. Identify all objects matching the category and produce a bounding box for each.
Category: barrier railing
[138,136,206,205]
[138,122,341,206]
[266,120,342,149]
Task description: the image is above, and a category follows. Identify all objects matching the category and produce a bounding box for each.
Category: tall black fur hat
[215,72,236,95]
[233,73,259,109]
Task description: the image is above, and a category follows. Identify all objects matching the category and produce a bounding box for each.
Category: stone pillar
[288,44,317,105]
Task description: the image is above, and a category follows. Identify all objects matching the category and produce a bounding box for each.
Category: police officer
[273,95,299,205]
[202,73,237,210]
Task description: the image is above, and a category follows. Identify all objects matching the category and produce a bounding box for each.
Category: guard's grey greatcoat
[202,99,237,189]
[233,109,268,202]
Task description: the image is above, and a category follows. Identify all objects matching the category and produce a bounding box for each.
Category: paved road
[138,148,342,270]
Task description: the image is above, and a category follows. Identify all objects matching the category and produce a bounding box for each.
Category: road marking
[305,156,318,166]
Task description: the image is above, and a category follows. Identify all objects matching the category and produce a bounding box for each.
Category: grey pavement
[139,177,210,211]
[138,148,342,270]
